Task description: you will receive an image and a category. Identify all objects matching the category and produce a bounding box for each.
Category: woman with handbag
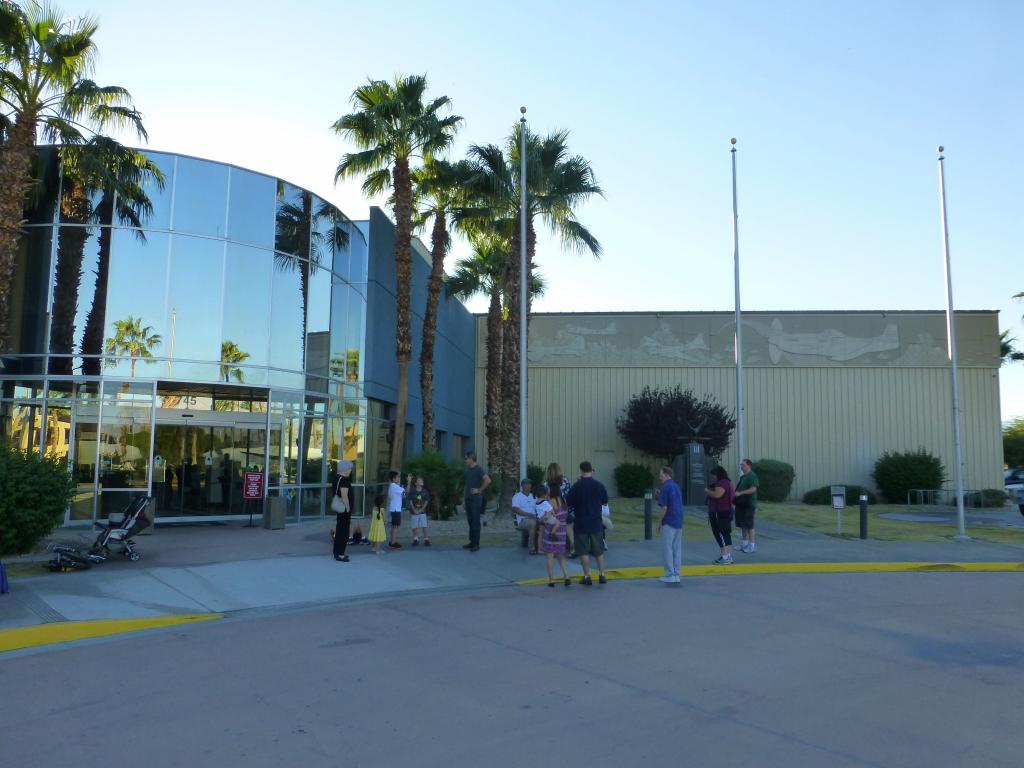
[705,465,735,565]
[331,460,354,562]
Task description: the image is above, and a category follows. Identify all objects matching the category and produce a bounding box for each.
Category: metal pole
[643,489,653,540]
[937,146,968,541]
[519,107,528,481]
[731,139,746,465]
[859,493,868,540]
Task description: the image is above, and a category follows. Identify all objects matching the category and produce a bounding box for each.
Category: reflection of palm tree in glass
[49,140,163,376]
[104,315,161,377]
[220,340,250,383]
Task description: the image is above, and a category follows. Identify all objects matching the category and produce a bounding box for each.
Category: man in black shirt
[463,451,490,551]
[565,461,609,585]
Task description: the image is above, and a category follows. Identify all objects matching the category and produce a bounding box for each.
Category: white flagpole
[731,138,746,464]
[519,107,528,481]
[937,146,968,540]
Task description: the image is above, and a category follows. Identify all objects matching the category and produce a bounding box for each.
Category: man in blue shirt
[565,461,610,585]
[657,466,684,584]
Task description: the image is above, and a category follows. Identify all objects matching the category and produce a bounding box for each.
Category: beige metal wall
[473,311,1004,498]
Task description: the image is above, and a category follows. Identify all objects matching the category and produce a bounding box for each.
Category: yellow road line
[0,614,221,653]
[516,562,1024,586]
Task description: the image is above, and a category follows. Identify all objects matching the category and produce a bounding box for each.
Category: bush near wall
[614,462,654,498]
[978,489,1008,508]
[402,450,466,519]
[1,441,74,558]
[872,449,946,504]
[752,459,795,502]
[802,485,877,505]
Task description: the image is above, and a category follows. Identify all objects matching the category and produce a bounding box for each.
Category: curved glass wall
[1,149,370,524]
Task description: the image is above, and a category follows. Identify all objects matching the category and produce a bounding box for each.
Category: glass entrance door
[154,421,266,520]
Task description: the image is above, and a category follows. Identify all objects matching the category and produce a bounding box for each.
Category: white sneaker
[658,575,676,583]
[746,543,756,553]
[737,541,749,553]
[714,555,734,565]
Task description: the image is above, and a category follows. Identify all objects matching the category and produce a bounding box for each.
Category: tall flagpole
[731,138,746,464]
[519,107,528,481]
[937,145,968,540]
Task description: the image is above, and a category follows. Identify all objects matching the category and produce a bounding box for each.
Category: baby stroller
[47,496,151,571]
[91,496,151,561]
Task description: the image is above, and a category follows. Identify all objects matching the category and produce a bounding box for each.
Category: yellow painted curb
[0,614,222,653]
[516,562,1024,586]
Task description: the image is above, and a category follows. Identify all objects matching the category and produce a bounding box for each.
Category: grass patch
[758,502,1024,545]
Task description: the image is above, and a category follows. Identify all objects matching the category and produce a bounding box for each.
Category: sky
[74,0,1023,420]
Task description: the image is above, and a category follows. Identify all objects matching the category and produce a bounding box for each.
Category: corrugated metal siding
[475,345,1003,499]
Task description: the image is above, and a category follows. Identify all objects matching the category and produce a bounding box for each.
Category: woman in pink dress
[539,483,571,587]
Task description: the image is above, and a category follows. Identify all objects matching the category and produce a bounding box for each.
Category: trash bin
[263,496,286,530]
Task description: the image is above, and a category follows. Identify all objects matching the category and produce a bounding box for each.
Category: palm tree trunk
[49,184,91,375]
[0,113,38,350]
[81,198,115,375]
[419,211,448,451]
[498,224,522,515]
[389,158,414,470]
[484,287,503,472]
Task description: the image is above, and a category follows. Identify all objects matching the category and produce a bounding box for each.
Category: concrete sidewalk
[2,514,1023,633]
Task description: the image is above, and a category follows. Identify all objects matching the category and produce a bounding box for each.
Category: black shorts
[390,512,402,527]
[735,504,756,529]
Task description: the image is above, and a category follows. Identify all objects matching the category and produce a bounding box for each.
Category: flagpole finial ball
[520,106,527,114]
[730,138,737,145]
[937,145,944,153]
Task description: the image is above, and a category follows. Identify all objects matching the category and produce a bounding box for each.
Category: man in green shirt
[734,458,759,553]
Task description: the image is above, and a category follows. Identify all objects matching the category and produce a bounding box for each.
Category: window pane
[49,226,98,374]
[347,288,366,381]
[7,228,51,358]
[98,381,153,489]
[136,151,175,231]
[166,235,225,381]
[269,253,305,377]
[349,224,368,284]
[301,414,325,485]
[172,157,228,237]
[275,183,309,257]
[223,243,272,386]
[26,149,60,225]
[306,259,331,379]
[227,168,275,248]
[1,402,42,452]
[101,229,168,379]
[300,486,323,521]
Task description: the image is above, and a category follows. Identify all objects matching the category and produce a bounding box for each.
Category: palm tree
[49,138,162,375]
[332,73,461,471]
[447,236,546,501]
[1001,330,1024,365]
[0,1,148,348]
[104,315,161,377]
[220,340,250,383]
[459,125,601,507]
[413,158,471,450]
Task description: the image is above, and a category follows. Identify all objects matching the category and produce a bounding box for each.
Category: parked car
[1005,467,1024,489]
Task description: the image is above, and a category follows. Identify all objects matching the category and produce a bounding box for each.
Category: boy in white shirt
[387,470,404,550]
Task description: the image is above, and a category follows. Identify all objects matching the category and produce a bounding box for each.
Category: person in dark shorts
[705,466,735,564]
[734,458,759,553]
[387,470,404,550]
[463,452,491,551]
[566,461,610,585]
[332,460,354,562]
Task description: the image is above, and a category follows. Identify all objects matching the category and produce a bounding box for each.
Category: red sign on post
[243,471,264,500]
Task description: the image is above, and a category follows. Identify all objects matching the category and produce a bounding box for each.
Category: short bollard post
[643,489,653,540]
[859,494,868,540]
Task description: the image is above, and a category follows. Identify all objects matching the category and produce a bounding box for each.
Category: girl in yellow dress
[368,505,387,554]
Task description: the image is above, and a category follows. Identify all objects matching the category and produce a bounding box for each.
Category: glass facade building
[1,150,378,524]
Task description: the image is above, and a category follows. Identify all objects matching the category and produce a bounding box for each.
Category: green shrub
[978,488,1008,508]
[872,449,946,504]
[401,450,465,519]
[526,463,545,490]
[0,441,74,558]
[752,459,795,502]
[802,485,877,505]
[614,462,654,498]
